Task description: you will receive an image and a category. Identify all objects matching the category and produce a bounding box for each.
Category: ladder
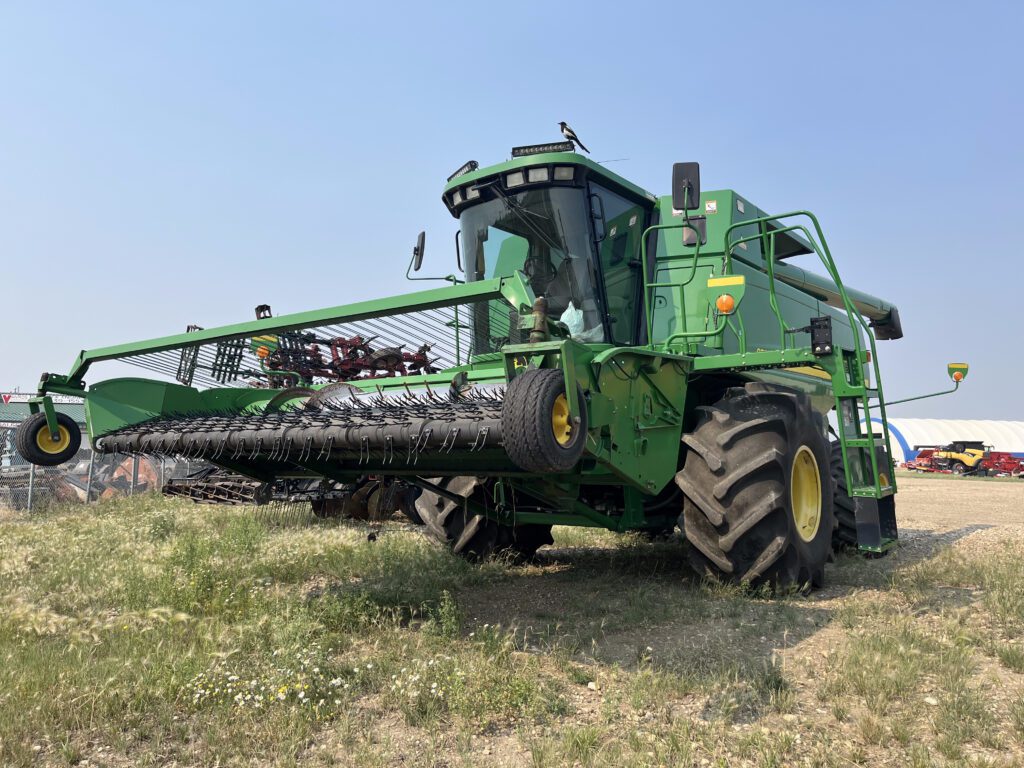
[830,347,898,552]
[721,211,900,553]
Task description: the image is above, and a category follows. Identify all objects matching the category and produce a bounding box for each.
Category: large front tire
[676,383,835,590]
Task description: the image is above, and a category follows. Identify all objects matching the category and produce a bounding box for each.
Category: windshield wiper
[471,181,563,254]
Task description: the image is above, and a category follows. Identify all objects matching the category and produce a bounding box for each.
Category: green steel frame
[39,275,535,396]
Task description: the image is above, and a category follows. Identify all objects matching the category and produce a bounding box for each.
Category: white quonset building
[866,418,1024,464]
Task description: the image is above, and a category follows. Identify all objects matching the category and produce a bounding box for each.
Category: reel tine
[317,435,335,461]
[471,426,490,452]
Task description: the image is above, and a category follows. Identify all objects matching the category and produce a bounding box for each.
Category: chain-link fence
[0,426,200,511]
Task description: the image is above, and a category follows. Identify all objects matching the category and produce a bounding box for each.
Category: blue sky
[0,1,1020,418]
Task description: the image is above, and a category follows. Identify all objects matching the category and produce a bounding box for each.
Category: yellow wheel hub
[790,445,822,543]
[36,424,71,455]
[551,393,572,446]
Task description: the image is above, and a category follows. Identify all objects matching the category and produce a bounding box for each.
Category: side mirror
[412,231,426,272]
[947,362,969,383]
[672,162,701,211]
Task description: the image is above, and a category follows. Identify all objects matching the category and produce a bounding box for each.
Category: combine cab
[18,140,946,588]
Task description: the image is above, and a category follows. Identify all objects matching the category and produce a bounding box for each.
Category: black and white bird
[559,121,590,154]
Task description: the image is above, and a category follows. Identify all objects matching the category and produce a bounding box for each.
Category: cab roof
[442,151,656,203]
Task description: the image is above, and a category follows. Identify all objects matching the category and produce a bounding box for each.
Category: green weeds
[2,481,1024,766]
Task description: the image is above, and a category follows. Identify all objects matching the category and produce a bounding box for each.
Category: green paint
[30,149,945,551]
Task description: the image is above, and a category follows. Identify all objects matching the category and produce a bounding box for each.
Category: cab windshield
[460,186,605,351]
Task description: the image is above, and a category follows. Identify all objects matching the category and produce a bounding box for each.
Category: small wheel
[502,369,588,473]
[951,462,966,476]
[16,412,82,466]
[264,386,316,412]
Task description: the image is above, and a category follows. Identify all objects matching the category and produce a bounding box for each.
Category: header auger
[18,138,963,589]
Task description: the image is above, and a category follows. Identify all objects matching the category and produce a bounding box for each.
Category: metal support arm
[880,380,961,407]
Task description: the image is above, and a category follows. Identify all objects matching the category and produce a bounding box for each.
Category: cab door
[588,183,650,345]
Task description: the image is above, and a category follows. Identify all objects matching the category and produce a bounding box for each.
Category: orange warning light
[256,346,271,360]
[715,294,736,314]
[952,370,964,382]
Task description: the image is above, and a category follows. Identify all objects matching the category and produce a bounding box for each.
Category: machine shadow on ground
[424,522,996,676]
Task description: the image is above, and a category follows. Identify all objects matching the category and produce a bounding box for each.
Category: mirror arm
[877,380,961,407]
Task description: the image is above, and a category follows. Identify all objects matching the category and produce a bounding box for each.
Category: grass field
[2,474,1023,767]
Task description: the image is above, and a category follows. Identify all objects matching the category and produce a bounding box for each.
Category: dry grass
[1,476,1023,766]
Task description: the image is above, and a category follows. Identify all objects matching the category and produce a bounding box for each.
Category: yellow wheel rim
[790,445,822,543]
[36,424,71,455]
[551,393,572,446]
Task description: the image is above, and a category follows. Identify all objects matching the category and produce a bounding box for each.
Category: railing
[640,209,896,499]
[725,211,895,498]
[639,221,724,350]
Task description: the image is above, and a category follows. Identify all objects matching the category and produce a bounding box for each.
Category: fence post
[159,458,165,490]
[131,456,139,496]
[85,451,95,503]
[27,463,35,512]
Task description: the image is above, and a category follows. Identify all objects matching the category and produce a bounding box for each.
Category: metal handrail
[723,211,895,497]
[639,222,710,351]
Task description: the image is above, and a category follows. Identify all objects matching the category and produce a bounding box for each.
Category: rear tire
[413,477,553,561]
[830,441,858,551]
[311,479,379,520]
[676,383,835,590]
[951,461,966,476]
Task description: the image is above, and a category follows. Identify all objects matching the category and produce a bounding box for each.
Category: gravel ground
[890,473,1024,557]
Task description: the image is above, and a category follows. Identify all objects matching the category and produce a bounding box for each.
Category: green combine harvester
[18,139,956,588]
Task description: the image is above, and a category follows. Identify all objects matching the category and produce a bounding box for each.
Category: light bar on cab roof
[511,141,574,157]
[446,160,479,182]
